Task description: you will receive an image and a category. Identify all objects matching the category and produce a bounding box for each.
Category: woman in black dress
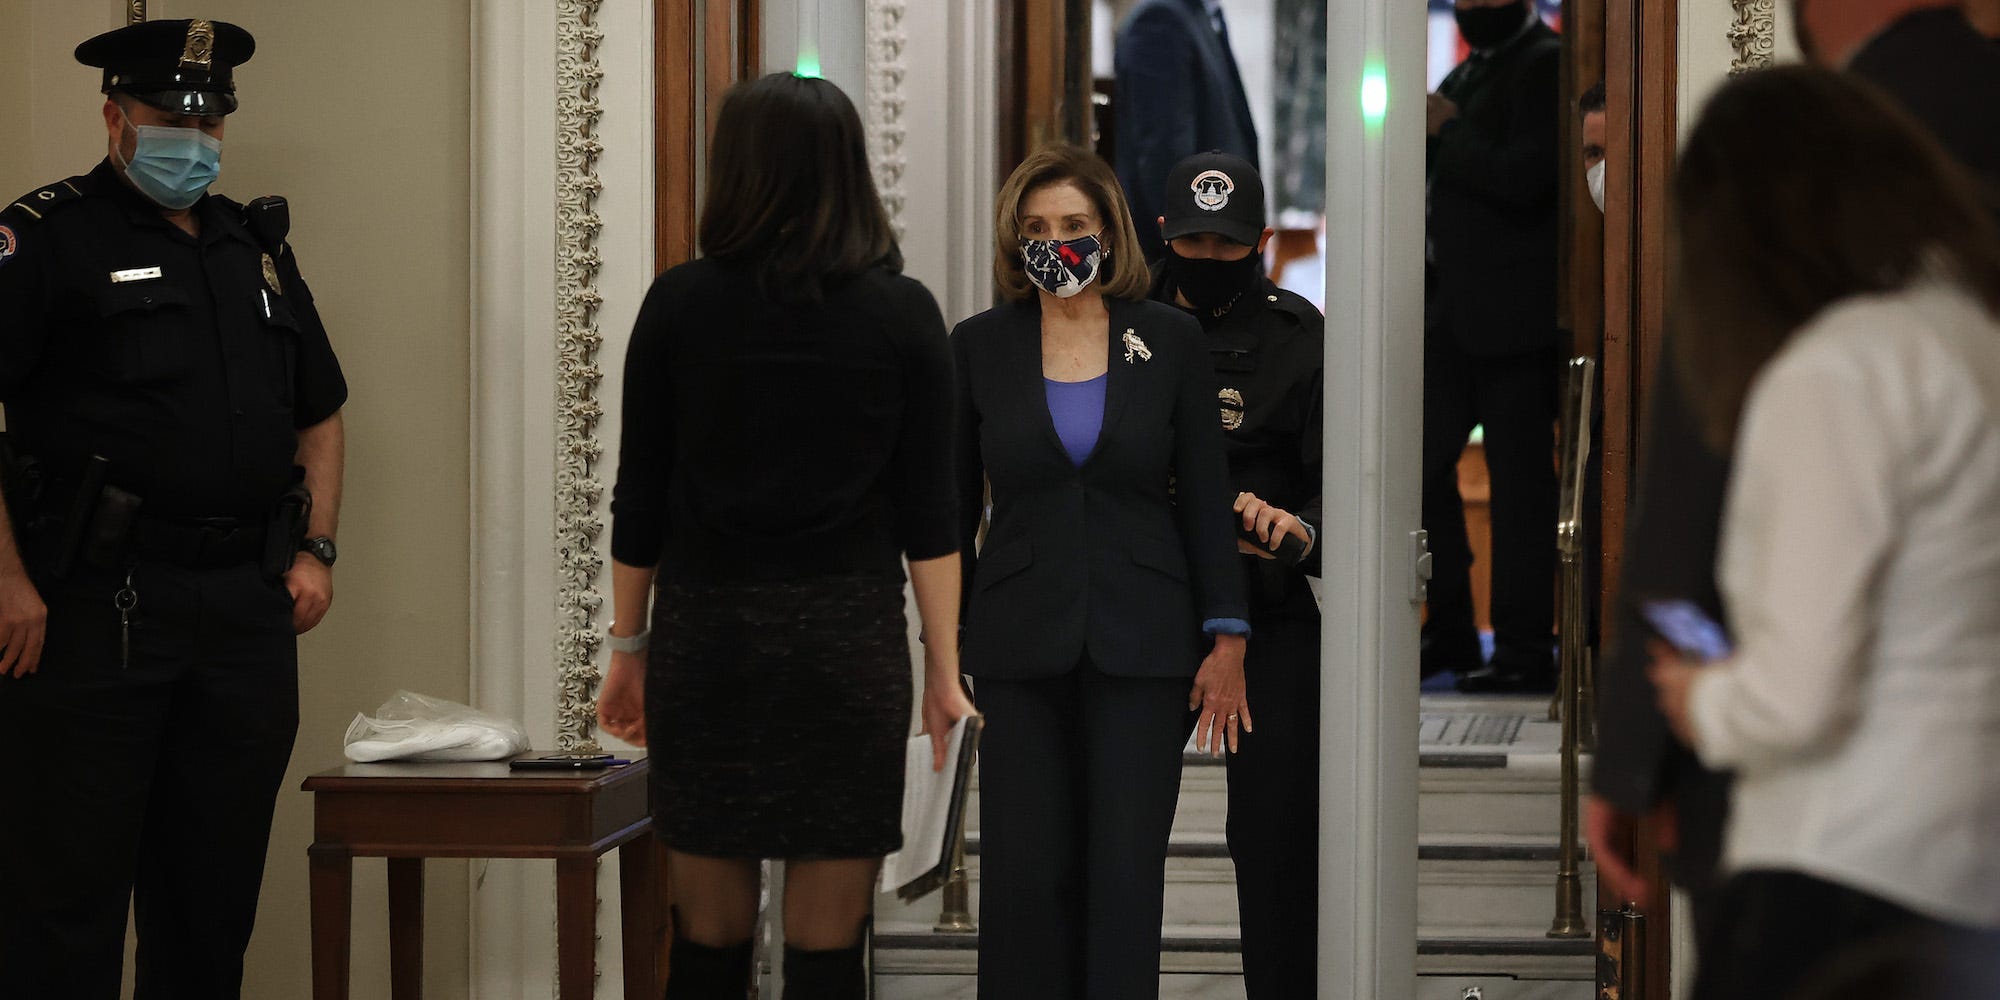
[952,145,1250,999]
[596,73,976,999]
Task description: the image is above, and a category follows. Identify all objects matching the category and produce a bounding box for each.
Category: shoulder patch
[0,222,17,270]
[3,178,86,227]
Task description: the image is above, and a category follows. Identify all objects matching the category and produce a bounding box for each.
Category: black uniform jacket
[952,295,1248,681]
[1149,267,1325,619]
[1426,21,1562,357]
[0,161,347,521]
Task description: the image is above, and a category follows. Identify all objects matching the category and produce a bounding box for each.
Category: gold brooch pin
[1122,329,1152,364]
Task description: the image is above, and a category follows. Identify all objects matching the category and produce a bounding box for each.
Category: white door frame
[1317,0,1426,995]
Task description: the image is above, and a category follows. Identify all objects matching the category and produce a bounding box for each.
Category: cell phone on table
[509,753,614,771]
[1639,598,1733,662]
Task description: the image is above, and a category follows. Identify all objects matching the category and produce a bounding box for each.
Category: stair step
[882,835,1592,939]
[874,974,1249,999]
[1420,753,1591,840]
[1416,981,1592,1000]
[875,973,1593,999]
[873,924,1596,980]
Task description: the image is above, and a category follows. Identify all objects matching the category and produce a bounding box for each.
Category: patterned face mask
[1021,232,1106,299]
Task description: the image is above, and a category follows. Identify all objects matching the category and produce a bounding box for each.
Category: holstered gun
[263,469,312,581]
[52,456,111,580]
[0,433,45,531]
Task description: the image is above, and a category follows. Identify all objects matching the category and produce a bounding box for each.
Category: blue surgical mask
[1021,232,1106,299]
[114,108,223,210]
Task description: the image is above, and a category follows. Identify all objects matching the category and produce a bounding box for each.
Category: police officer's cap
[76,19,256,117]
[1161,151,1266,248]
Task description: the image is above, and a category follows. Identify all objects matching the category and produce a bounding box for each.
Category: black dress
[610,259,958,859]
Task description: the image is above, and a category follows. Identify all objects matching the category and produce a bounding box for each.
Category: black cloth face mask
[1165,248,1262,314]
[1455,0,1528,50]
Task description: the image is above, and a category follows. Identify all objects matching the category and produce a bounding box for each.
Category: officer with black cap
[1147,150,1323,999]
[0,18,346,998]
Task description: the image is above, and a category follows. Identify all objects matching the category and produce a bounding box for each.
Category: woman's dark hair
[698,73,901,302]
[1671,65,2000,452]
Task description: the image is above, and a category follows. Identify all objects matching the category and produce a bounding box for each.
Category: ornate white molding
[865,0,911,237]
[127,1,146,24]
[554,0,608,754]
[1727,0,1778,74]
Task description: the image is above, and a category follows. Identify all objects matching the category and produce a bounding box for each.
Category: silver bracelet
[606,628,650,654]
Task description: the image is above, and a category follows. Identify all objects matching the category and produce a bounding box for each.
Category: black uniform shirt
[0,160,347,518]
[1150,266,1325,610]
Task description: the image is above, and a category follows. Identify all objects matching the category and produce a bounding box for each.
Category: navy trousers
[0,559,298,1000]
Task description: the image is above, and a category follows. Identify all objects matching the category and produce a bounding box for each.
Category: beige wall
[0,3,32,201]
[14,1,475,996]
[2,3,121,206]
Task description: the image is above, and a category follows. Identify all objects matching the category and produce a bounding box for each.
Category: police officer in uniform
[0,19,346,998]
[1147,152,1323,999]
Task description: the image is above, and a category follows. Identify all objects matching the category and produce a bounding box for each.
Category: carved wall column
[554,0,608,753]
[865,0,909,237]
[1728,0,1778,73]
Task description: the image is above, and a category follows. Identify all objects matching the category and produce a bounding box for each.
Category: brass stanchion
[933,828,975,933]
[1597,904,1646,999]
[1549,356,1595,940]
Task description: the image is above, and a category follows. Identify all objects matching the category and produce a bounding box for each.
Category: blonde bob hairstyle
[992,144,1152,302]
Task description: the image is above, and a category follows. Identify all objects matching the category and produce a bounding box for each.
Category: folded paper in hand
[343,690,531,763]
[878,714,984,901]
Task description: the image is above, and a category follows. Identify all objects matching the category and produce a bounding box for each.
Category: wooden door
[657,0,763,268]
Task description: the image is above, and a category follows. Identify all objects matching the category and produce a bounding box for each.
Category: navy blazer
[952,296,1248,680]
[1114,0,1261,254]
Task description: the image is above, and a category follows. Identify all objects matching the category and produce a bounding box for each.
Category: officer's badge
[1219,388,1245,431]
[261,253,283,295]
[181,20,218,71]
[1192,170,1235,212]
[0,225,15,270]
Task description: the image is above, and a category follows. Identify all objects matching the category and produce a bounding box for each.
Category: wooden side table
[302,757,665,1000]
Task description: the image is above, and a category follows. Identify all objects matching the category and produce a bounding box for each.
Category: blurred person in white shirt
[1647,65,2000,1000]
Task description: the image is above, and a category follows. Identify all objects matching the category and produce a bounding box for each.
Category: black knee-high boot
[663,933,753,1000]
[780,940,866,1000]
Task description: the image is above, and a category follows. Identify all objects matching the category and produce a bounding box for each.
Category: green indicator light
[1361,67,1388,125]
[795,54,822,79]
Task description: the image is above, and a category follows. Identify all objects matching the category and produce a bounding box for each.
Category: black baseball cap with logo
[1160,151,1266,247]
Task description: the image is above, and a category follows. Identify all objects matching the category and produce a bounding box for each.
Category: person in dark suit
[953,144,1249,1000]
[1588,0,2000,936]
[1114,0,1261,260]
[1421,0,1563,691]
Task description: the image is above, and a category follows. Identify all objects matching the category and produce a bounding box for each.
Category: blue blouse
[1043,374,1249,638]
[1043,374,1107,467]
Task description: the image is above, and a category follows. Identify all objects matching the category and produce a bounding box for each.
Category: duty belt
[129,515,264,569]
